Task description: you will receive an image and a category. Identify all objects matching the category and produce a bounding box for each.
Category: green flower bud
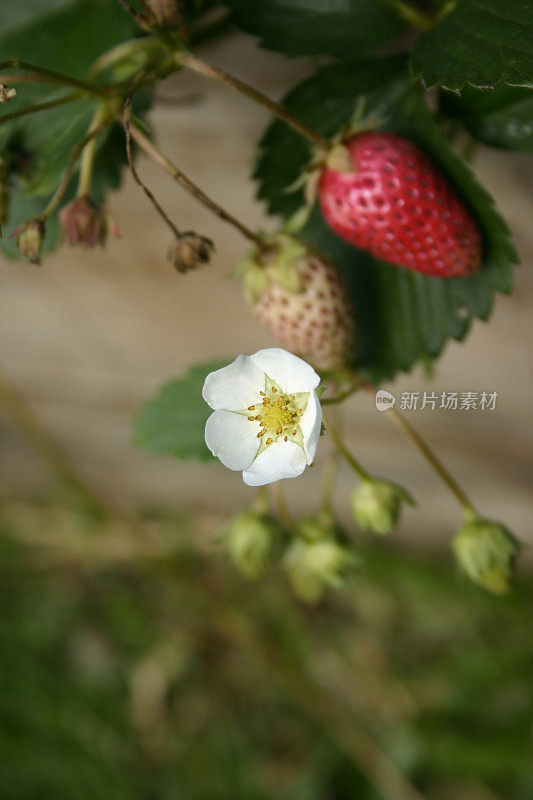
[11,219,45,264]
[284,516,358,603]
[452,517,521,594]
[223,511,281,579]
[351,479,414,535]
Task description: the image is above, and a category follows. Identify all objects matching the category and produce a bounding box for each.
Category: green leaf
[440,84,533,152]
[223,0,405,58]
[410,0,533,90]
[254,57,517,381]
[134,361,228,461]
[0,0,141,260]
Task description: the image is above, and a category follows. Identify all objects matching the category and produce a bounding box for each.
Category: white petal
[250,348,320,394]
[299,391,322,464]
[205,410,259,470]
[202,355,266,411]
[242,440,307,486]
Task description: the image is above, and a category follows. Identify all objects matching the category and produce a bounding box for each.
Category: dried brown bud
[168,232,213,273]
[0,84,16,103]
[59,195,121,248]
[147,0,183,27]
[11,219,45,264]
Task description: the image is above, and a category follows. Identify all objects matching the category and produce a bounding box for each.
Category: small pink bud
[59,195,121,248]
[11,219,45,264]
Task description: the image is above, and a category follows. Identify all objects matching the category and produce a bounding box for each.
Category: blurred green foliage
[0,501,531,800]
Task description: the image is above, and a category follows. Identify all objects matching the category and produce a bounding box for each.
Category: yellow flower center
[246,387,306,446]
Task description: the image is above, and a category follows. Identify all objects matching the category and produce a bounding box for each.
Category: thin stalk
[323,415,371,482]
[320,449,340,514]
[384,0,434,29]
[77,105,108,197]
[176,51,331,152]
[387,407,477,519]
[321,380,361,406]
[272,481,296,532]
[0,58,112,97]
[129,121,270,252]
[0,92,79,123]
[40,120,111,220]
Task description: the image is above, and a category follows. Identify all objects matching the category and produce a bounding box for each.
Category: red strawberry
[240,236,354,370]
[318,132,482,278]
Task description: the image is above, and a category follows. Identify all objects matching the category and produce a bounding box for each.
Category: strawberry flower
[203,348,322,486]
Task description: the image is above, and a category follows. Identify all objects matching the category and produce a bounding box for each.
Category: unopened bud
[59,195,120,248]
[284,536,357,603]
[453,517,521,594]
[351,479,414,535]
[224,510,281,579]
[297,510,338,542]
[147,0,183,27]
[11,219,45,264]
[168,233,213,273]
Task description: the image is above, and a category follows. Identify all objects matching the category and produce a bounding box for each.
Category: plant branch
[323,415,371,482]
[122,93,182,239]
[0,92,79,123]
[386,407,477,518]
[272,481,296,532]
[0,58,112,97]
[175,51,331,152]
[128,121,270,251]
[40,120,111,220]
[384,0,435,29]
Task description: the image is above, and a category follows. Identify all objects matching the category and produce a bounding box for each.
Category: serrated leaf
[254,57,517,381]
[223,0,405,58]
[134,361,228,461]
[440,84,533,152]
[410,0,533,90]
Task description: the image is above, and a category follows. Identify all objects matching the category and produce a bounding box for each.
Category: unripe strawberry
[239,235,354,371]
[318,132,482,279]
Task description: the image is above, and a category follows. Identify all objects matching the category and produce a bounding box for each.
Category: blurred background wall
[0,31,531,554]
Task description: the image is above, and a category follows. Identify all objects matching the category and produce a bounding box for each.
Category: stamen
[272,387,277,392]
[290,395,295,401]
[257,428,266,438]
[284,436,287,442]
[247,416,255,421]
[255,415,261,421]
[266,438,273,445]
[260,391,266,396]
[292,429,297,435]
[248,406,255,411]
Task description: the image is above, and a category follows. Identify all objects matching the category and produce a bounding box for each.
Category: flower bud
[11,219,45,264]
[452,517,521,594]
[351,479,414,535]
[284,536,357,603]
[59,195,120,248]
[168,233,213,273]
[223,510,281,579]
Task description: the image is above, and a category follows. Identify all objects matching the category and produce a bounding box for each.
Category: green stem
[321,380,361,406]
[320,449,339,513]
[41,120,111,220]
[128,120,270,251]
[0,92,79,123]
[272,481,296,531]
[0,58,111,97]
[77,105,108,197]
[387,407,477,519]
[384,0,435,30]
[323,415,371,482]
[175,51,331,152]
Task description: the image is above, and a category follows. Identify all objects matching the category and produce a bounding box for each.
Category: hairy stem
[176,51,331,152]
[128,121,270,251]
[323,415,371,482]
[0,58,112,96]
[272,481,296,532]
